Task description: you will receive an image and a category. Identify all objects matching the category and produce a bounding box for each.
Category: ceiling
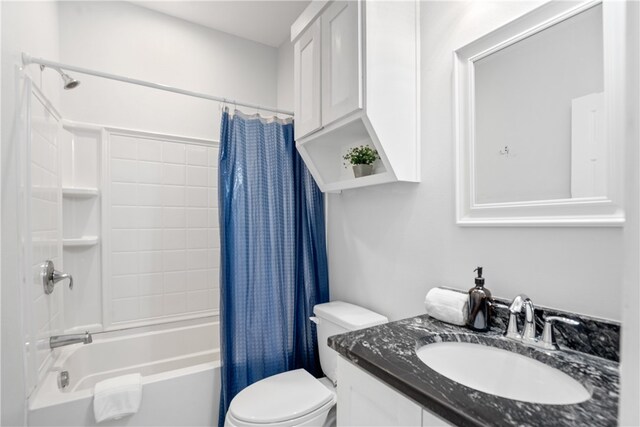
[131,1,310,48]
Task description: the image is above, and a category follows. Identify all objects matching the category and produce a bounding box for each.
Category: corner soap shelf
[62,187,100,198]
[62,186,101,249]
[63,236,100,247]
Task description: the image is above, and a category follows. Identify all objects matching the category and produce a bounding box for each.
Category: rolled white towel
[424,287,468,326]
[93,373,142,423]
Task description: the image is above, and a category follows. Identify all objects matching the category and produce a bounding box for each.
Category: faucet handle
[490,301,521,340]
[490,301,509,311]
[41,260,73,294]
[540,316,580,350]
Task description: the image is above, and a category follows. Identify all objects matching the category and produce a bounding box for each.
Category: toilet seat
[227,369,336,426]
[225,398,335,427]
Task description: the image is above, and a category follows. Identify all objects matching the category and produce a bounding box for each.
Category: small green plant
[343,145,380,166]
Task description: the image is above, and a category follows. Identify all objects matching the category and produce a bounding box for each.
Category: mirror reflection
[474,4,604,204]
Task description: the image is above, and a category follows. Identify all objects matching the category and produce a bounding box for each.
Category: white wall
[26,90,65,399]
[58,1,279,140]
[1,2,60,424]
[325,1,625,322]
[277,39,294,112]
[620,1,640,424]
[106,133,220,327]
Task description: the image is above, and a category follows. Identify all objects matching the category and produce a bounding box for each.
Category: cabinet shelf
[322,172,394,193]
[292,1,419,192]
[62,187,100,198]
[63,236,99,247]
[297,113,395,192]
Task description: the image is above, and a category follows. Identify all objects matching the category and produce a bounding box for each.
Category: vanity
[329,303,620,426]
[324,0,627,423]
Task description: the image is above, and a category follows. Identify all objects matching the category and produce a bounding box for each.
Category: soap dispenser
[467,267,493,331]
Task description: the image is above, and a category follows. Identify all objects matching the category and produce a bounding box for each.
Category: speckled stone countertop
[328,314,619,427]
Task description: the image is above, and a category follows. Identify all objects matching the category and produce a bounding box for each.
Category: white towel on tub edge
[93,373,143,423]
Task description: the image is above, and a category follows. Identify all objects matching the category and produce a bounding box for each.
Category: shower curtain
[217,109,329,425]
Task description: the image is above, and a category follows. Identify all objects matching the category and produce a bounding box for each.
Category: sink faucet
[508,294,536,343]
[50,332,92,349]
[503,295,580,351]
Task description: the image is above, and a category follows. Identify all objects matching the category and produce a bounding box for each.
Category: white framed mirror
[454,0,626,226]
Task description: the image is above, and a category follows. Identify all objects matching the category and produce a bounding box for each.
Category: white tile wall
[28,91,64,389]
[109,134,219,325]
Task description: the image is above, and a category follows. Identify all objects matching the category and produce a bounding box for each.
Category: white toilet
[224,301,388,427]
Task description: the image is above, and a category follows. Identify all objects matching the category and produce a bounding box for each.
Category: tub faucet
[50,332,92,349]
[507,294,536,343]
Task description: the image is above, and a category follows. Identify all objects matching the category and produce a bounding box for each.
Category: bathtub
[28,320,220,426]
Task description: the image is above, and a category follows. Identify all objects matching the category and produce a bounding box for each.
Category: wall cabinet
[321,1,361,126]
[294,2,360,140]
[337,356,452,427]
[292,0,420,192]
[294,20,322,139]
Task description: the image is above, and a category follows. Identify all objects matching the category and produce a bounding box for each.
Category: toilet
[224,301,388,427]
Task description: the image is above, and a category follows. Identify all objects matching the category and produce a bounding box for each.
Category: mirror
[455,1,625,226]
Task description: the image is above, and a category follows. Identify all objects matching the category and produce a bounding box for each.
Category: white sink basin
[415,341,591,405]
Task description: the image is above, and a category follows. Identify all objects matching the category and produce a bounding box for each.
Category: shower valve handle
[41,260,73,294]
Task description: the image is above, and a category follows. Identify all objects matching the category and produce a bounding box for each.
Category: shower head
[22,54,80,90]
[42,65,80,90]
[58,70,80,90]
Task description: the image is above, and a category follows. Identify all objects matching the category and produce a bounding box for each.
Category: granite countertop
[328,314,619,427]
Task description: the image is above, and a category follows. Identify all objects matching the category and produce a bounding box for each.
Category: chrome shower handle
[41,260,73,294]
[53,270,73,290]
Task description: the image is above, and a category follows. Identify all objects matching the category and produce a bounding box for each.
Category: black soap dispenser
[467,267,493,331]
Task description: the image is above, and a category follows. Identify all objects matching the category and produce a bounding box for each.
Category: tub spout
[50,332,92,349]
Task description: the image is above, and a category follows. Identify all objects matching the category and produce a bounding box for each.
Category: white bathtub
[28,320,220,426]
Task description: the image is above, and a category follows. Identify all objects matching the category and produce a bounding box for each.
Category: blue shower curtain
[218,109,329,425]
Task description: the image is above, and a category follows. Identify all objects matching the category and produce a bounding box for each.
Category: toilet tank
[312,301,388,383]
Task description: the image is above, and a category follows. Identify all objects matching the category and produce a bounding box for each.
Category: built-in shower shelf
[63,236,99,247]
[62,187,100,198]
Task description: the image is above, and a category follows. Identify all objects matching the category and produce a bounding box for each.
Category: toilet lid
[229,369,335,424]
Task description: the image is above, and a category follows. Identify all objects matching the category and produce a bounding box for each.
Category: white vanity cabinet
[337,356,453,427]
[291,0,420,192]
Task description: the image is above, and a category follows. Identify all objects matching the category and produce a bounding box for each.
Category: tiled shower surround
[109,134,219,324]
[27,87,64,393]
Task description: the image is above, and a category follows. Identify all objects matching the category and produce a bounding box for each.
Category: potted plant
[343,145,380,178]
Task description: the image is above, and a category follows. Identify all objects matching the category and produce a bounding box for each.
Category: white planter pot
[352,164,374,178]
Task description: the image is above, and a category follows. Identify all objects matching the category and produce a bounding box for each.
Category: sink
[415,341,591,405]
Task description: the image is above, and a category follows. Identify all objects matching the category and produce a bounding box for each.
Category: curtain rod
[21,53,294,117]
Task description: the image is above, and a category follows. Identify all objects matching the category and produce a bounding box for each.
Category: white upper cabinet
[294,20,322,139]
[321,1,362,125]
[291,0,420,192]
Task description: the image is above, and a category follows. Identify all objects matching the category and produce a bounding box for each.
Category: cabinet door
[422,409,453,427]
[337,357,422,426]
[321,0,362,126]
[294,19,322,140]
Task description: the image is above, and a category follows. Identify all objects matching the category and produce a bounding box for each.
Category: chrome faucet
[503,294,580,351]
[508,294,536,343]
[50,332,92,349]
